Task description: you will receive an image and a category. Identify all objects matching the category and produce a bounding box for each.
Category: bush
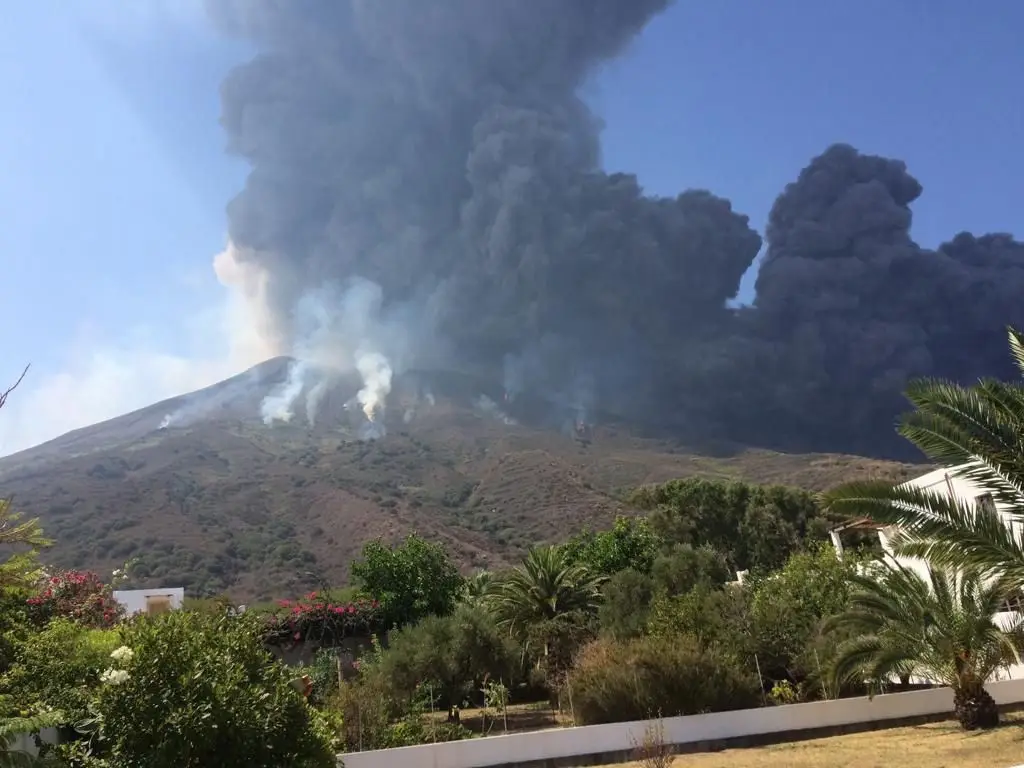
[647,585,751,660]
[263,592,384,647]
[89,610,336,768]
[350,535,465,628]
[1,619,120,723]
[332,666,402,752]
[26,570,123,629]
[374,603,519,711]
[566,635,759,725]
[649,545,731,596]
[0,589,34,675]
[331,668,473,751]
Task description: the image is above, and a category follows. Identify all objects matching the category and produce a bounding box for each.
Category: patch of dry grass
[616,711,1024,768]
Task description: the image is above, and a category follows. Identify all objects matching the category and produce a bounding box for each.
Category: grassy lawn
[616,711,1024,767]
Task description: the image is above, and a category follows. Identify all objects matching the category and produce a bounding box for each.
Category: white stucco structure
[113,587,185,615]
[832,464,1024,682]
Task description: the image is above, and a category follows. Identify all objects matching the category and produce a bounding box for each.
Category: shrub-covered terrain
[0,366,920,601]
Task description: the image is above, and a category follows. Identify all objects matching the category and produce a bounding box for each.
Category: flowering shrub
[88,610,336,768]
[263,591,385,647]
[26,569,124,628]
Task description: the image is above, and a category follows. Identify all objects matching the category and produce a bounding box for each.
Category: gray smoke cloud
[204,2,1024,458]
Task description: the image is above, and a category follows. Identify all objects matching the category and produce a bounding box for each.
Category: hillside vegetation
[0,378,922,600]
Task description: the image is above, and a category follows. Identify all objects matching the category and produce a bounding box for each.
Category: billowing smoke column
[205,1,1024,459]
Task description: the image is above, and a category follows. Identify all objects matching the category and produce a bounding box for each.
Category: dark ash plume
[206,2,1024,458]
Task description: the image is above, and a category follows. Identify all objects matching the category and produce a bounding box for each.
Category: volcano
[0,360,923,601]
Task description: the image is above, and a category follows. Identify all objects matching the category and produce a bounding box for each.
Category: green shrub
[380,717,472,748]
[332,669,402,752]
[1,619,119,722]
[375,603,519,711]
[0,589,34,675]
[566,635,759,725]
[646,585,751,660]
[331,671,473,751]
[90,610,336,768]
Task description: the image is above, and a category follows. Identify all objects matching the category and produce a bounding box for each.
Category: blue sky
[0,0,1020,454]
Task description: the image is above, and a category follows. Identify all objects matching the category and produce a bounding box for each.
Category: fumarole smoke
[203,0,1024,458]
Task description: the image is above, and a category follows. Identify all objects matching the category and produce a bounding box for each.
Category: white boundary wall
[341,678,1024,768]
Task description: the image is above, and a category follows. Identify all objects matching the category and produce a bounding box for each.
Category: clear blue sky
[0,0,1021,453]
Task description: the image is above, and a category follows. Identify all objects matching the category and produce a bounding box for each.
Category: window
[145,595,173,615]
[976,494,997,516]
[1001,590,1024,614]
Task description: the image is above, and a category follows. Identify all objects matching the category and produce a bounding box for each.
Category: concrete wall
[339,678,1024,768]
[8,727,58,759]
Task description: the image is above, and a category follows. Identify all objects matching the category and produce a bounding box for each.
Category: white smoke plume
[475,395,515,426]
[261,360,308,424]
[304,379,329,426]
[257,273,412,437]
[355,350,392,423]
[570,371,596,425]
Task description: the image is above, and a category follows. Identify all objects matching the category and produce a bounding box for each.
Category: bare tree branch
[0,365,28,411]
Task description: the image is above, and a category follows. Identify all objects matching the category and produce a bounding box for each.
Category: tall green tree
[351,534,464,628]
[631,477,824,572]
[824,561,1024,730]
[822,327,1024,583]
[561,516,663,577]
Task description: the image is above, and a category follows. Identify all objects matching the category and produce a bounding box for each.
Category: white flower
[110,646,134,663]
[100,668,130,686]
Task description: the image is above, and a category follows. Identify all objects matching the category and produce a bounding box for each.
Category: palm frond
[821,479,1024,583]
[823,558,1023,692]
[485,546,604,640]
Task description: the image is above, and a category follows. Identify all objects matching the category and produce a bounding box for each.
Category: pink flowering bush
[263,591,384,647]
[26,569,124,628]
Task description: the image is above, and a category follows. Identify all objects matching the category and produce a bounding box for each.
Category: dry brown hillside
[0,360,925,601]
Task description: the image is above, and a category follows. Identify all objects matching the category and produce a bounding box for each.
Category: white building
[113,587,185,615]
[831,464,1024,682]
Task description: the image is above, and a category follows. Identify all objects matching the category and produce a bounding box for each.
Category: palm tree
[821,326,1024,583]
[462,570,494,604]
[486,546,605,644]
[824,560,1024,730]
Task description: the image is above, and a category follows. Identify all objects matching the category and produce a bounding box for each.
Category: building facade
[113,587,185,616]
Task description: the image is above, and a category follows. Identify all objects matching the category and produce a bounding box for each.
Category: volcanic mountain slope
[0,359,925,601]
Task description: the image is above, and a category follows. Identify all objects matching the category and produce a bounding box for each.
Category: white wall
[113,587,185,615]
[339,678,1024,768]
